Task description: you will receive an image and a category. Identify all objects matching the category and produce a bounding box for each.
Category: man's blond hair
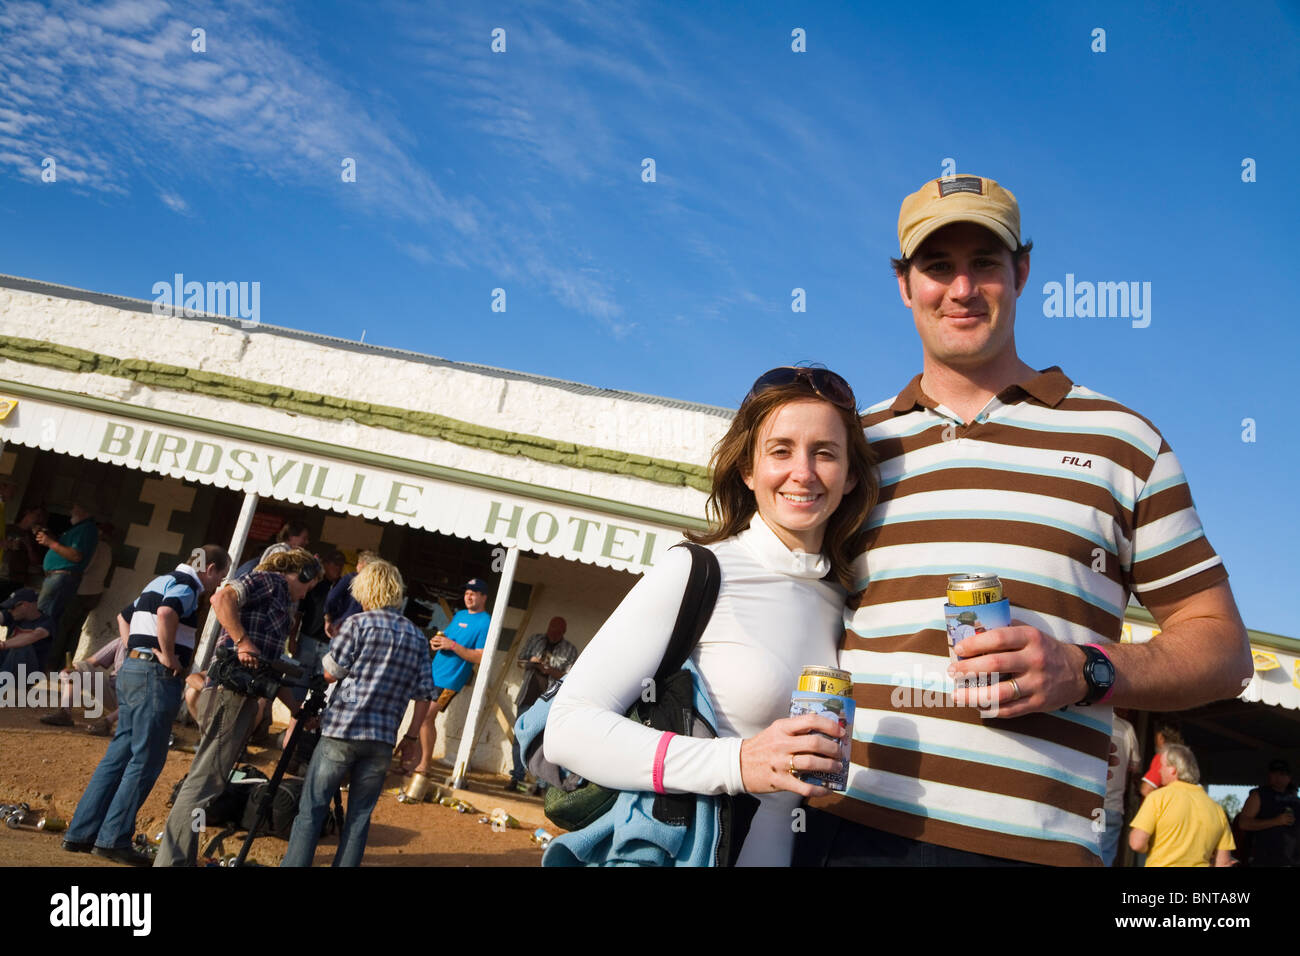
[351,559,405,611]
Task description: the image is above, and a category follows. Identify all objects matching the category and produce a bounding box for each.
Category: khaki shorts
[432,687,458,710]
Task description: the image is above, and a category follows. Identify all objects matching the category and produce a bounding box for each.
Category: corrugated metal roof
[0,272,735,419]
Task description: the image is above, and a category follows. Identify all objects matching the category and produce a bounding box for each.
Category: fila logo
[1062,455,1093,468]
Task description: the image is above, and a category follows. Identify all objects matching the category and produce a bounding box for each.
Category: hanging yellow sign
[1253,651,1280,672]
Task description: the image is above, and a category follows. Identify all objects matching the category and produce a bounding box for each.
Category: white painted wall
[0,284,726,520]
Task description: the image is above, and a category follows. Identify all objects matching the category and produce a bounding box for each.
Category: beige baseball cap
[897,175,1021,258]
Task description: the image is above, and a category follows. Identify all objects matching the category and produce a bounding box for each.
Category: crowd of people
[1,173,1294,869]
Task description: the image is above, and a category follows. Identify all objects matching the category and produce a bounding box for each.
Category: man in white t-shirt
[1103,712,1141,865]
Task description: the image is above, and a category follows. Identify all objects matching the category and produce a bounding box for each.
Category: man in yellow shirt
[1129,744,1235,867]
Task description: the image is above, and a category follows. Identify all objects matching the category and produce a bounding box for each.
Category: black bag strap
[653,542,721,683]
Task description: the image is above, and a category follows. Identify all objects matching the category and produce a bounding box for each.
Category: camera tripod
[205,675,344,866]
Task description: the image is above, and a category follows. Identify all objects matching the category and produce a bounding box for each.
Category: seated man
[39,633,128,732]
[1129,744,1235,867]
[0,588,54,678]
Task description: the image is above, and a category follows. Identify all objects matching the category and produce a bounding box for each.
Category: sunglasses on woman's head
[743,366,857,412]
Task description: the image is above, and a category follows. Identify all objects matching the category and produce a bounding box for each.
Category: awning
[0,391,686,572]
[1124,617,1300,711]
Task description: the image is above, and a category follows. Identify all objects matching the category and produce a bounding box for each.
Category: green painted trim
[0,377,710,533]
[0,335,711,492]
[1125,607,1296,651]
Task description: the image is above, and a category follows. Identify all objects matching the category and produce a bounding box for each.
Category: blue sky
[0,0,1297,633]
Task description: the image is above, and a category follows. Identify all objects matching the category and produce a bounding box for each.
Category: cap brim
[902,213,1018,258]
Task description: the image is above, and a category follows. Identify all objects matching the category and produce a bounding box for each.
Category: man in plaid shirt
[155,548,321,866]
[506,616,578,792]
[281,559,436,867]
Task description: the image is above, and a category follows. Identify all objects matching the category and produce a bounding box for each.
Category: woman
[544,366,877,865]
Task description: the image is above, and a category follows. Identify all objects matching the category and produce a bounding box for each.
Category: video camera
[208,644,326,699]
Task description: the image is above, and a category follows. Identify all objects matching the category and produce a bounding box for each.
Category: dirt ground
[0,701,554,867]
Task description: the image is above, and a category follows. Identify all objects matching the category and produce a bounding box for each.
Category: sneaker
[39,711,74,727]
[92,845,153,867]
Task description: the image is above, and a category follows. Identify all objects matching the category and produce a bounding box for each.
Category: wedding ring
[1007,677,1022,702]
[788,755,798,776]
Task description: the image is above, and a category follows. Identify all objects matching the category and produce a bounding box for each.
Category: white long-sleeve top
[544,513,845,865]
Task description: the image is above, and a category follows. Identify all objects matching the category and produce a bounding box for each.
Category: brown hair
[688,382,878,590]
[255,547,319,580]
[892,239,1033,294]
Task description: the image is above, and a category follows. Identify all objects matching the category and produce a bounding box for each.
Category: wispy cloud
[158,189,189,214]
[0,0,632,328]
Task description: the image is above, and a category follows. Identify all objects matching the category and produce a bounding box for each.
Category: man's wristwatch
[1076,644,1116,706]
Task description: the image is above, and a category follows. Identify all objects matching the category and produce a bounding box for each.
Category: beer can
[789,666,855,792]
[945,574,1004,606]
[796,665,853,697]
[944,573,1011,662]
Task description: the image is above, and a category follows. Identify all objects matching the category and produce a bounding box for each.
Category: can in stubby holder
[789,666,854,791]
[944,574,1012,663]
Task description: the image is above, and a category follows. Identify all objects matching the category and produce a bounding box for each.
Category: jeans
[1100,808,1122,866]
[47,592,100,671]
[66,657,182,850]
[37,571,82,657]
[792,807,1044,867]
[154,687,261,866]
[281,736,391,867]
[0,643,41,680]
[509,731,526,784]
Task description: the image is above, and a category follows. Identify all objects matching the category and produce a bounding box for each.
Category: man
[506,615,578,792]
[154,548,321,866]
[261,520,310,562]
[1140,719,1184,796]
[324,550,376,638]
[1237,759,1299,866]
[47,522,114,671]
[2,505,47,595]
[62,546,229,865]
[1129,744,1235,866]
[38,629,127,732]
[230,520,311,579]
[0,482,16,593]
[290,549,345,701]
[281,559,437,866]
[34,500,99,655]
[797,175,1252,866]
[1102,711,1142,866]
[0,587,55,678]
[411,578,491,776]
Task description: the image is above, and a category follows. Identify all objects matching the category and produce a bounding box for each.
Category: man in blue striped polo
[62,545,230,865]
[797,175,1253,867]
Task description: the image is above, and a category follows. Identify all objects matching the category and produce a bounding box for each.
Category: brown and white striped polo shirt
[813,366,1227,866]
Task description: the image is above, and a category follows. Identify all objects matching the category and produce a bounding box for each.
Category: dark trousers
[48,592,101,670]
[793,807,1043,867]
